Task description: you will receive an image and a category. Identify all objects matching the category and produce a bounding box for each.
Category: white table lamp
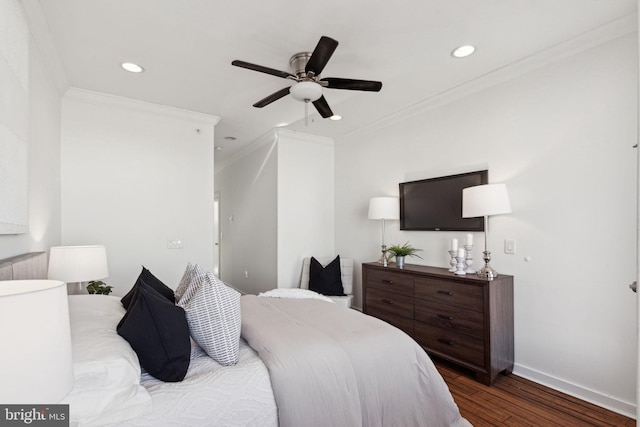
[462,184,511,279]
[48,245,109,294]
[0,280,74,403]
[368,197,400,266]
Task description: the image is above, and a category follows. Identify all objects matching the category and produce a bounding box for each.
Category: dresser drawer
[414,301,484,339]
[366,308,414,337]
[414,277,483,312]
[365,287,414,320]
[414,322,484,368]
[364,269,414,297]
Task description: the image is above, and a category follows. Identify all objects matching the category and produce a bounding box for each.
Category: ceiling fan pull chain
[305,101,309,127]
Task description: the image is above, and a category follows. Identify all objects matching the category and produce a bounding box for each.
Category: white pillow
[63,295,152,426]
[177,268,241,366]
[259,288,335,303]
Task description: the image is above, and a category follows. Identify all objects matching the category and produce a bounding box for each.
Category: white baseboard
[513,363,636,419]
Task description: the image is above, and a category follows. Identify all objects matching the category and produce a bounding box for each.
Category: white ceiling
[33,0,637,165]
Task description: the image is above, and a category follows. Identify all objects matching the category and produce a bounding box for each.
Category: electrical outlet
[504,239,516,254]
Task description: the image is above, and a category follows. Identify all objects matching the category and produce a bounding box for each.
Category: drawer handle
[438,338,455,346]
[437,290,453,296]
[382,279,394,285]
[382,298,394,305]
[437,314,454,321]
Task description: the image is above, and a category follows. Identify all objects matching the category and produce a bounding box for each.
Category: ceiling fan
[232,36,382,120]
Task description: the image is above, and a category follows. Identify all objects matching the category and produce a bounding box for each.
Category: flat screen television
[399,170,488,231]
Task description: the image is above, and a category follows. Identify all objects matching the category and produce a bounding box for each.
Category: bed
[1,252,471,427]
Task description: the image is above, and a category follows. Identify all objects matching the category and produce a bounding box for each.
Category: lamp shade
[462,184,512,218]
[0,280,74,403]
[48,245,109,283]
[368,197,400,220]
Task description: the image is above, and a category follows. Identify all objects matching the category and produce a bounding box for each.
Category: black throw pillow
[121,266,175,309]
[117,281,190,382]
[309,255,345,297]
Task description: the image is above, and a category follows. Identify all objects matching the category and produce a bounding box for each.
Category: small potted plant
[86,280,114,295]
[386,242,423,268]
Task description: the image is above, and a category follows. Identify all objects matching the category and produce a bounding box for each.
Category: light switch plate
[167,239,183,249]
[504,239,516,254]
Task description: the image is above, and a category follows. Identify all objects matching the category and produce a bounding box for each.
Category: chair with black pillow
[300,256,353,308]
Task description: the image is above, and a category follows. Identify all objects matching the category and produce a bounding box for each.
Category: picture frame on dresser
[362,261,514,385]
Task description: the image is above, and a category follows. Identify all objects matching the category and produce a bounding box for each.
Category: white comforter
[117,339,278,427]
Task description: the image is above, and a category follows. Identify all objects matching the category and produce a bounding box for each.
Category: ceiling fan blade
[232,60,295,79]
[305,36,339,75]
[253,87,291,108]
[321,77,382,92]
[312,96,333,118]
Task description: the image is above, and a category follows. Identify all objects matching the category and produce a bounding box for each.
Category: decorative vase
[396,255,405,268]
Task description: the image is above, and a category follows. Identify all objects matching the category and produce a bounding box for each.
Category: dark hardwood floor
[433,358,636,427]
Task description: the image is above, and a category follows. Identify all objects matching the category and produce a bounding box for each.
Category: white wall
[61,89,219,294]
[214,132,279,293]
[0,5,63,259]
[277,129,335,288]
[335,34,637,416]
[214,129,335,293]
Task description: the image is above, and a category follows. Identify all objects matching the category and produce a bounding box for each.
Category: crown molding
[215,128,336,173]
[276,128,334,146]
[215,129,277,173]
[64,87,220,126]
[338,13,637,142]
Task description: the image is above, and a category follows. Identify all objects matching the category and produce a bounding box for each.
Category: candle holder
[464,244,475,274]
[448,250,457,272]
[454,255,466,275]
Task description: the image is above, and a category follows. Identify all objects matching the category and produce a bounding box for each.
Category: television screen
[399,170,488,231]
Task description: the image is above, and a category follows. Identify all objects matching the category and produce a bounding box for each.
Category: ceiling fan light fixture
[290,81,323,102]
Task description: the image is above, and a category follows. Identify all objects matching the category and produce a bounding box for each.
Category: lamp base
[378,244,388,267]
[476,251,498,280]
[66,281,86,295]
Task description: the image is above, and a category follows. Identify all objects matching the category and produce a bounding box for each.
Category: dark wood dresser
[362,262,514,385]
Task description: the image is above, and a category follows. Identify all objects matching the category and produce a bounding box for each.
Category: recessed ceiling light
[121,62,144,73]
[275,122,289,128]
[451,45,476,59]
[224,136,237,141]
[215,146,223,151]
[330,115,342,121]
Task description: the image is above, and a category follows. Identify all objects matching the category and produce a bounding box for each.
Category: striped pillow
[175,263,207,302]
[177,268,241,366]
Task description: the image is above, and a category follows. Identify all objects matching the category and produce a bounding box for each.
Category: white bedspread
[113,339,278,427]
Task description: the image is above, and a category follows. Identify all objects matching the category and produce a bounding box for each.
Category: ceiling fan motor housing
[289,52,323,102]
[289,52,313,78]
